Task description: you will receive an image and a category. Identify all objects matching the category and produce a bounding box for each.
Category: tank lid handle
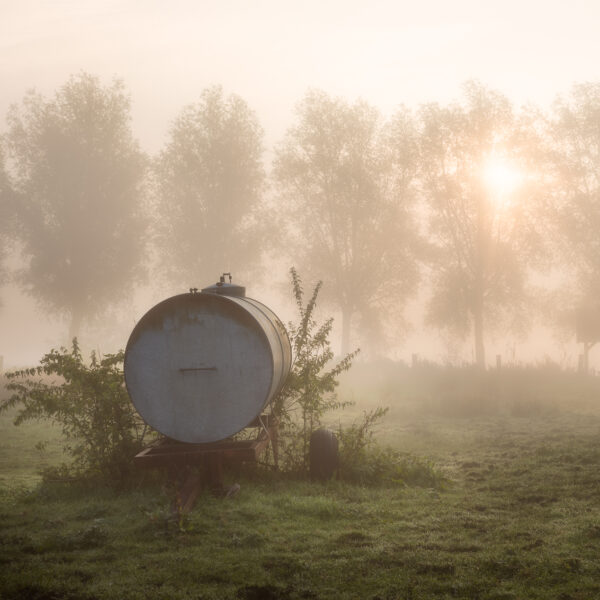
[201,273,246,297]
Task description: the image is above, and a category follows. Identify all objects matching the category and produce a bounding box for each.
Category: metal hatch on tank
[124,274,291,444]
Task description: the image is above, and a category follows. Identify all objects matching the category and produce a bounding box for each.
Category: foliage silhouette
[274,91,420,355]
[2,340,154,484]
[154,86,266,289]
[418,81,546,367]
[5,73,147,340]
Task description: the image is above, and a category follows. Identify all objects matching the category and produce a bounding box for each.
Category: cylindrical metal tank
[124,281,291,444]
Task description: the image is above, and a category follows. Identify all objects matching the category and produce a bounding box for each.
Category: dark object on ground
[310,428,339,481]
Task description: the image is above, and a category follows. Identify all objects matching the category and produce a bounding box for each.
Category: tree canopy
[0,148,14,304]
[418,81,546,367]
[2,73,600,366]
[5,73,147,339]
[274,90,420,354]
[154,86,266,290]
[550,83,600,296]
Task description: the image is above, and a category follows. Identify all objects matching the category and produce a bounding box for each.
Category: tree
[5,73,147,340]
[154,86,266,289]
[548,83,600,370]
[273,91,420,355]
[549,83,600,291]
[0,147,14,301]
[418,81,545,367]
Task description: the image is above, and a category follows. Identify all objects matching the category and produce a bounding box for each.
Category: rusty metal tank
[124,275,291,443]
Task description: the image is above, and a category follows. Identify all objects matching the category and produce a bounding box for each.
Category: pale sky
[2,0,599,153]
[1,0,599,367]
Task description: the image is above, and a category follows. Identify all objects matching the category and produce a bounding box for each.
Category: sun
[482,158,523,205]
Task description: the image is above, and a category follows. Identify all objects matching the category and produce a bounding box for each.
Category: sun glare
[482,159,523,204]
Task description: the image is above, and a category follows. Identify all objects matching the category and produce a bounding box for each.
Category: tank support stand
[135,415,278,513]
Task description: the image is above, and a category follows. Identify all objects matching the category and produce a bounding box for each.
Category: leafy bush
[1,340,154,484]
[337,406,388,471]
[271,270,445,488]
[337,408,446,488]
[272,268,358,473]
[348,447,447,488]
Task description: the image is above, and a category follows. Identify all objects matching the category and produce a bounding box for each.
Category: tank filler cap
[201,272,246,297]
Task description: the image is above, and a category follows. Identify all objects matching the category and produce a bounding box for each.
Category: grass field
[2,366,600,599]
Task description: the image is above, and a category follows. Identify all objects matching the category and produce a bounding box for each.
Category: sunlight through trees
[0,75,598,366]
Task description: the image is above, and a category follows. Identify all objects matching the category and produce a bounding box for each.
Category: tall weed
[273,268,357,473]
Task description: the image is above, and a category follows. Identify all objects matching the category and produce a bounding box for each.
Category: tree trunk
[341,306,352,356]
[582,341,596,375]
[473,303,485,369]
[474,189,487,369]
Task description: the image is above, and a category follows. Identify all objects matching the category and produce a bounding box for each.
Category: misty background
[1,0,599,370]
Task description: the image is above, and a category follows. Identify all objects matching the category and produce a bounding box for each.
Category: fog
[1,0,599,370]
[3,1,599,151]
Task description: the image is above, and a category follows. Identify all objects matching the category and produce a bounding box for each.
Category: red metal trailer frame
[134,414,279,513]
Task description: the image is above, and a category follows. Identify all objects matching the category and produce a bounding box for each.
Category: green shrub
[272,270,445,488]
[338,408,446,488]
[272,268,357,473]
[1,340,154,484]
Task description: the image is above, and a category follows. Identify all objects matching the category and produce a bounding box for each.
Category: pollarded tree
[550,83,600,291]
[5,73,147,340]
[273,91,420,355]
[548,83,600,369]
[154,87,266,289]
[418,81,546,367]
[0,147,14,302]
